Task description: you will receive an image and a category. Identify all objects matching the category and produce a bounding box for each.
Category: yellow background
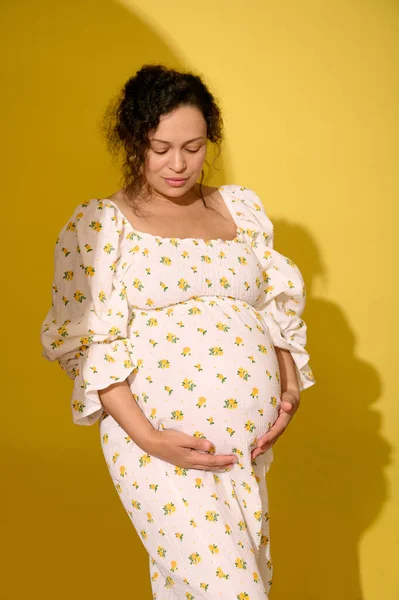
[2,0,397,598]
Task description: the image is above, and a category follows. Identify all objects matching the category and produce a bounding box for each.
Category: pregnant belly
[127,298,282,455]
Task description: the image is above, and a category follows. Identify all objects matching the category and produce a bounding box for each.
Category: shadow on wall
[1,0,390,599]
[268,219,391,600]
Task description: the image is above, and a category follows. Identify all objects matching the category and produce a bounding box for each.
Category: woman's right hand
[145,428,238,471]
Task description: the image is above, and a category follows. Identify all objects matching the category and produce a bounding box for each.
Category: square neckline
[100,186,243,245]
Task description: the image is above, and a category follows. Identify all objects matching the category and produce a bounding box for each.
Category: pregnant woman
[41,64,316,599]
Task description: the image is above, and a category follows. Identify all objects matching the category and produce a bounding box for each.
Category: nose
[169,149,186,172]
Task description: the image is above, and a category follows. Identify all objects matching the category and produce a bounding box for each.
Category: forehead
[150,105,206,141]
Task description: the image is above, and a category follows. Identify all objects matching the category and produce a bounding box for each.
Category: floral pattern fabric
[41,184,315,599]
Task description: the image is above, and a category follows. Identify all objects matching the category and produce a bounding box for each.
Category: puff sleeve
[239,187,316,392]
[40,199,137,425]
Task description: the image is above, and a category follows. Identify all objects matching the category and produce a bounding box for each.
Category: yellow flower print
[188,553,201,565]
[61,296,69,306]
[181,347,191,357]
[160,256,172,265]
[140,530,148,540]
[225,524,232,535]
[178,278,190,291]
[170,560,178,572]
[163,502,176,516]
[206,416,215,425]
[84,266,95,277]
[84,243,93,252]
[270,396,278,407]
[208,544,219,554]
[66,221,76,231]
[287,279,295,288]
[260,534,269,546]
[213,474,220,484]
[241,482,252,493]
[195,478,203,489]
[63,270,74,281]
[205,511,219,522]
[237,367,251,380]
[200,583,209,591]
[157,546,167,558]
[224,398,238,409]
[139,453,151,467]
[151,571,159,583]
[115,483,122,494]
[160,282,168,292]
[238,520,247,531]
[254,510,262,522]
[235,558,247,569]
[245,420,256,433]
[171,410,184,421]
[149,483,158,492]
[72,400,85,413]
[175,532,184,541]
[119,465,127,477]
[193,431,206,438]
[216,567,229,579]
[196,396,206,408]
[61,247,70,257]
[74,290,86,303]
[98,290,106,303]
[103,243,115,254]
[219,277,230,289]
[57,324,68,337]
[237,593,250,599]
[217,373,227,383]
[112,452,120,463]
[108,326,121,336]
[104,354,115,363]
[209,346,223,356]
[102,433,109,444]
[89,220,102,232]
[235,337,244,345]
[131,499,141,510]
[158,359,171,369]
[189,519,197,527]
[182,378,196,391]
[149,408,157,419]
[174,466,188,476]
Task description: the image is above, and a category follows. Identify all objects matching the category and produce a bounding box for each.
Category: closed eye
[153,148,201,155]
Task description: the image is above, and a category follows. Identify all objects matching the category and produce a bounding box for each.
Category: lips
[165,178,186,181]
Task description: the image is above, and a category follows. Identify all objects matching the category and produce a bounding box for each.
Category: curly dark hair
[100,64,224,210]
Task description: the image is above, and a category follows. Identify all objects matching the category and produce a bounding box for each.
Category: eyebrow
[151,137,205,144]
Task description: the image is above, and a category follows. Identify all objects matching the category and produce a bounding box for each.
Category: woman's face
[144,104,208,200]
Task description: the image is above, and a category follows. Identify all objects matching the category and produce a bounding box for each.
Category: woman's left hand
[251,391,300,461]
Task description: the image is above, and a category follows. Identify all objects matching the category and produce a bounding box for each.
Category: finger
[281,400,296,413]
[187,450,237,469]
[258,413,291,444]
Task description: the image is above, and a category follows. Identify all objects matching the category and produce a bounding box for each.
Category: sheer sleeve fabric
[40,199,137,425]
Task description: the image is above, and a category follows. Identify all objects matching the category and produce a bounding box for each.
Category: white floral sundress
[41,184,316,600]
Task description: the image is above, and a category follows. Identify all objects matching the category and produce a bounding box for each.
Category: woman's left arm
[251,347,300,461]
